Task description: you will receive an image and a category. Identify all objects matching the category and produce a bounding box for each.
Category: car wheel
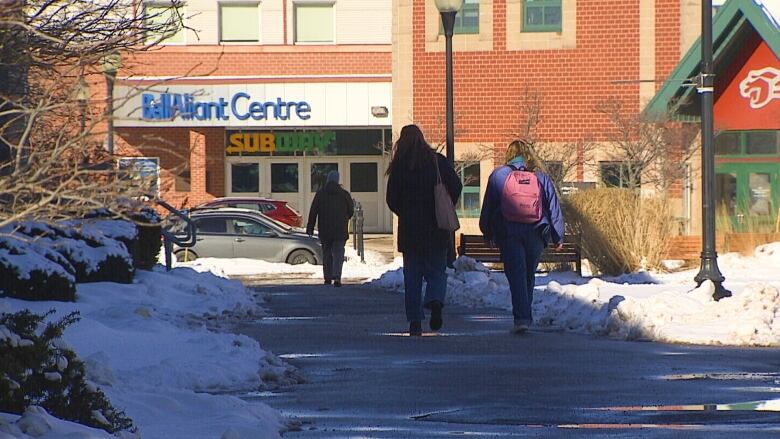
[175,249,198,262]
[287,249,315,265]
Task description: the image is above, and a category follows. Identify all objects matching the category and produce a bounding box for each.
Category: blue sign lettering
[141,92,312,122]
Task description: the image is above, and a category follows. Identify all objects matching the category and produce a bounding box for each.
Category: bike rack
[156,199,197,271]
[351,200,365,264]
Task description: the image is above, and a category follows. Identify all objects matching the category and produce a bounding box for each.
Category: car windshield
[265,214,293,231]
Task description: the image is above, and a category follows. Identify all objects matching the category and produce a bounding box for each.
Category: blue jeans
[402,249,447,322]
[500,229,545,325]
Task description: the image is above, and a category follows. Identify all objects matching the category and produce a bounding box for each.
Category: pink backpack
[501,167,543,223]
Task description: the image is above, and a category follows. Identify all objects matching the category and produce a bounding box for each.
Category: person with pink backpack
[479,139,565,334]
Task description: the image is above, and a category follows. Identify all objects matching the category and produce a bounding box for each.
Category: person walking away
[307,170,354,287]
[386,124,462,336]
[479,140,564,334]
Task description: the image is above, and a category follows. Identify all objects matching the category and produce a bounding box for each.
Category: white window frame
[293,1,336,45]
[218,1,262,44]
[144,1,187,46]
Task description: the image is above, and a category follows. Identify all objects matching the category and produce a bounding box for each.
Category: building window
[350,163,378,193]
[715,131,779,156]
[523,0,562,33]
[294,3,335,43]
[600,161,640,189]
[271,163,299,193]
[439,0,479,35]
[456,161,481,217]
[117,157,160,195]
[220,3,260,42]
[542,160,564,184]
[145,3,185,44]
[231,163,259,193]
[310,163,338,192]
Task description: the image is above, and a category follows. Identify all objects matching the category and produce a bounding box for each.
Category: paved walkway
[236,282,780,438]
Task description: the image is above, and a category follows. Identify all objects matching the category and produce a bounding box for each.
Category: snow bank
[2,267,288,439]
[180,246,401,282]
[373,252,780,347]
[0,406,115,439]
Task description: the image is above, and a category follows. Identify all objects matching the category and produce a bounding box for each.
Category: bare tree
[508,86,597,191]
[0,0,193,228]
[594,97,699,193]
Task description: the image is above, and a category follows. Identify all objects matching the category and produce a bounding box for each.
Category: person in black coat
[386,124,462,336]
[307,170,354,287]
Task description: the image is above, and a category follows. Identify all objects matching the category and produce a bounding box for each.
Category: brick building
[114,0,394,232]
[392,0,716,234]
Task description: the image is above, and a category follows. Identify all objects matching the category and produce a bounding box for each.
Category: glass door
[226,158,261,196]
[715,163,779,232]
[267,159,303,219]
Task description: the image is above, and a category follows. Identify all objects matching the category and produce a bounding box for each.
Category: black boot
[429,301,443,331]
[409,321,422,336]
[333,280,342,287]
[324,279,332,285]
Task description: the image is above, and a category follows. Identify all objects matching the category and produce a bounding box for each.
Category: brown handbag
[433,156,461,232]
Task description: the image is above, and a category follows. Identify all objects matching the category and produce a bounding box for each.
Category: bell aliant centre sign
[142,92,312,121]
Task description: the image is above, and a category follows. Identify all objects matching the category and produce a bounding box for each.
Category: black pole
[694,0,730,301]
[441,10,457,266]
[106,72,115,155]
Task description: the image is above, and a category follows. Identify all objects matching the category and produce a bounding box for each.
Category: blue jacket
[479,165,565,248]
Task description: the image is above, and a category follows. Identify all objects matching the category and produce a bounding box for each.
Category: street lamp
[693,0,730,300]
[435,0,463,265]
[74,77,90,134]
[434,0,462,167]
[101,52,122,156]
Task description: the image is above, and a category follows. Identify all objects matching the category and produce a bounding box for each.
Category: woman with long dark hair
[386,124,462,336]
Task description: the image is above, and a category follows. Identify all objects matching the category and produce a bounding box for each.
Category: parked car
[195,197,303,227]
[171,208,322,265]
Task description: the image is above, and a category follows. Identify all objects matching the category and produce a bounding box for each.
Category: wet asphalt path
[235,281,780,438]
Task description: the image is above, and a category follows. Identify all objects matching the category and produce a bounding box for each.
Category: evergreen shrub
[0,310,135,434]
[0,237,76,302]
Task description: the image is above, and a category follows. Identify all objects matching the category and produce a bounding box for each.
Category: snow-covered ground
[374,243,780,347]
[178,246,402,281]
[1,267,290,439]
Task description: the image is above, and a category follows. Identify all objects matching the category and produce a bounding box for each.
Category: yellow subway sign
[226,131,336,155]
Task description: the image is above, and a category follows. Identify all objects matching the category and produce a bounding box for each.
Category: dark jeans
[321,238,346,281]
[500,230,545,325]
[402,248,447,322]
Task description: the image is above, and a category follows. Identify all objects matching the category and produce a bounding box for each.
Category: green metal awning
[643,0,780,122]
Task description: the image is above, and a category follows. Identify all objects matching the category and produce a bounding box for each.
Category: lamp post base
[694,255,731,301]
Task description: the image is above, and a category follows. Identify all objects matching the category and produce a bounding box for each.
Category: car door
[192,216,234,258]
[230,217,285,262]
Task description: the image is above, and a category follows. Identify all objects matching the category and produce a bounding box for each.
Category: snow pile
[2,267,289,439]
[373,252,780,347]
[180,246,401,282]
[0,406,115,439]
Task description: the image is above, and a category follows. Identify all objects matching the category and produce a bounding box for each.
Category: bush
[564,188,674,275]
[86,207,162,270]
[0,237,76,302]
[0,310,135,434]
[14,222,134,284]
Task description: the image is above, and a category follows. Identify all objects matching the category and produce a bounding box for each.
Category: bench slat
[459,233,582,275]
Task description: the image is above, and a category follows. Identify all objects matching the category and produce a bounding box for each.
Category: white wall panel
[345,83,369,126]
[324,83,348,126]
[336,0,391,44]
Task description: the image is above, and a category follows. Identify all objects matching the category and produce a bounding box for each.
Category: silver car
[172,208,322,265]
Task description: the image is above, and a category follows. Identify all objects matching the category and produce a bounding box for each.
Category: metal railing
[351,200,365,263]
[157,199,196,271]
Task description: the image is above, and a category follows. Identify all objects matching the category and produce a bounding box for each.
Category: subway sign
[226,131,336,155]
[141,92,311,121]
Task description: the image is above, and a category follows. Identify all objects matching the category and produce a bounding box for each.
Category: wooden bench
[458,232,582,276]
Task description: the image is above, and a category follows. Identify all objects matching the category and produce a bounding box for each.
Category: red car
[195,197,303,227]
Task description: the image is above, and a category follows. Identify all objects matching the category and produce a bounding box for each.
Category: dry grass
[563,188,675,275]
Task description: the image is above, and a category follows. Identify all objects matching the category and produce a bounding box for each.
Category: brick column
[189,129,206,196]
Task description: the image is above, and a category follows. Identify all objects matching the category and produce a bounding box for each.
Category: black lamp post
[435,0,462,265]
[101,53,121,156]
[694,0,730,300]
